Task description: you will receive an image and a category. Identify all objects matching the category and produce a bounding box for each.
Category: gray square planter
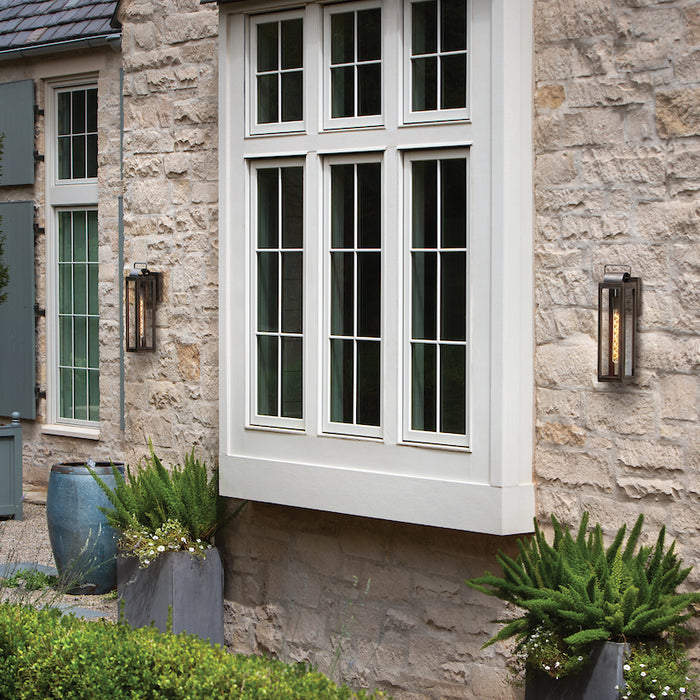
[525,642,628,700]
[117,547,224,646]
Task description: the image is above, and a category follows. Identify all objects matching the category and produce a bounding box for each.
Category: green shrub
[0,602,387,699]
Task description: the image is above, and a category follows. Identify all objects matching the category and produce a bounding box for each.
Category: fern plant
[467,513,699,657]
[89,442,245,550]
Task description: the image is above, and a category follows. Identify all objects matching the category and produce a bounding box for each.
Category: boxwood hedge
[0,603,386,699]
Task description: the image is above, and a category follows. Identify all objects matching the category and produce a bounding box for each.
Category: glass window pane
[440,252,466,341]
[73,212,87,262]
[358,8,381,61]
[257,335,278,416]
[60,368,73,419]
[357,163,381,249]
[331,164,354,248]
[72,90,86,134]
[441,54,466,109]
[331,66,354,118]
[357,252,380,338]
[258,168,279,248]
[86,88,98,132]
[87,134,98,178]
[412,57,437,111]
[58,92,71,136]
[58,137,71,180]
[281,71,303,122]
[412,160,437,248]
[281,337,303,419]
[88,369,100,422]
[72,135,86,179]
[412,0,437,55]
[331,12,354,64]
[441,0,466,52]
[357,340,380,426]
[258,252,279,332]
[74,316,87,368]
[441,159,467,247]
[412,343,436,432]
[87,211,98,261]
[58,212,71,261]
[281,251,303,334]
[257,22,278,72]
[88,264,99,316]
[412,252,437,340]
[331,252,354,336]
[281,18,303,69]
[330,338,353,423]
[73,265,87,315]
[60,316,72,366]
[358,63,381,116]
[282,167,303,249]
[440,345,465,434]
[59,265,72,314]
[257,74,279,124]
[74,369,88,420]
[88,316,99,368]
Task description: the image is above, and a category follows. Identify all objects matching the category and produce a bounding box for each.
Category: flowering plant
[120,519,213,568]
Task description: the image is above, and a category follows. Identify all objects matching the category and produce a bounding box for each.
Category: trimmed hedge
[0,603,386,699]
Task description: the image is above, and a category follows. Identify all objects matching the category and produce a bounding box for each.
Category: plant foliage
[0,602,387,699]
[89,442,245,545]
[466,513,700,650]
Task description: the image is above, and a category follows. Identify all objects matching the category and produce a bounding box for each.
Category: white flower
[181,537,187,542]
[143,559,150,565]
[157,545,165,552]
[207,544,212,549]
[196,539,201,543]
[543,665,550,671]
[639,664,646,668]
[624,664,631,671]
[189,547,195,552]
[662,693,668,697]
[680,689,686,694]
[650,694,656,699]
[578,657,583,661]
[641,672,647,677]
[664,687,670,692]
[153,535,159,540]
[615,686,620,691]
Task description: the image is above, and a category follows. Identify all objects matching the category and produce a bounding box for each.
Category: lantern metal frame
[597,265,641,382]
[125,263,162,353]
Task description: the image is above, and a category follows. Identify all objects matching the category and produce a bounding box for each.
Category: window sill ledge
[41,424,100,441]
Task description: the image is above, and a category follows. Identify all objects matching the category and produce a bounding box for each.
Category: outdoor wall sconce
[125,263,161,352]
[598,266,641,382]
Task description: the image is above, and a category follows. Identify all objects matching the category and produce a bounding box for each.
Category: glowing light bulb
[139,295,146,345]
[611,309,620,364]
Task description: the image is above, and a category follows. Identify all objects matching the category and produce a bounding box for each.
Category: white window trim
[45,76,100,431]
[219,0,534,536]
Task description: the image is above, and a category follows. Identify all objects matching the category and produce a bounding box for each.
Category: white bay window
[219,0,534,534]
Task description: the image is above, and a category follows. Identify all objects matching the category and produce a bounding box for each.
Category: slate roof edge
[0,32,121,62]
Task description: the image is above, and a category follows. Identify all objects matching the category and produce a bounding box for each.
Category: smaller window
[250,12,304,134]
[57,87,98,180]
[324,2,382,129]
[405,0,468,122]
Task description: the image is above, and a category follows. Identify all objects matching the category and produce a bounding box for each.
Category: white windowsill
[41,424,100,440]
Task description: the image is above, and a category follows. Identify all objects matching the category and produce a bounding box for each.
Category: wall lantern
[125,263,161,353]
[598,266,641,382]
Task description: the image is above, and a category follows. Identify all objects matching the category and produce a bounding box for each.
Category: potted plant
[467,513,699,699]
[89,443,245,645]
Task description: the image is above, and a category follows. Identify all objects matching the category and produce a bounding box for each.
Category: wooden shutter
[0,202,36,419]
[0,80,35,186]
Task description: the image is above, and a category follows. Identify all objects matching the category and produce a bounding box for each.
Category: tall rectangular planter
[117,547,224,646]
[525,642,628,700]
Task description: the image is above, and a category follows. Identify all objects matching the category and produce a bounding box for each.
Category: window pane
[281,337,303,418]
[59,265,72,314]
[357,252,380,338]
[87,134,98,178]
[357,163,381,249]
[74,316,87,368]
[72,135,86,179]
[88,369,100,422]
[88,316,99,368]
[281,251,302,334]
[330,338,353,423]
[257,22,278,72]
[87,211,98,261]
[73,212,87,262]
[441,54,466,109]
[74,369,88,421]
[412,0,437,54]
[88,264,99,316]
[257,252,279,332]
[358,8,381,61]
[258,169,279,248]
[86,88,98,131]
[358,63,381,116]
[257,335,278,416]
[60,316,72,366]
[357,340,380,426]
[412,160,437,248]
[441,252,466,341]
[60,368,73,419]
[73,265,87,315]
[331,66,354,119]
[281,71,303,122]
[331,164,354,249]
[72,90,85,134]
[412,57,438,111]
[58,137,71,180]
[441,0,466,52]
[331,252,354,337]
[412,252,437,340]
[58,92,71,135]
[281,18,303,69]
[58,211,72,262]
[412,343,436,432]
[441,159,467,247]
[331,12,354,64]
[257,74,279,124]
[282,167,303,248]
[440,345,465,434]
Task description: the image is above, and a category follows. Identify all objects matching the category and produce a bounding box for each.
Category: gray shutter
[0,202,35,419]
[0,80,35,186]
